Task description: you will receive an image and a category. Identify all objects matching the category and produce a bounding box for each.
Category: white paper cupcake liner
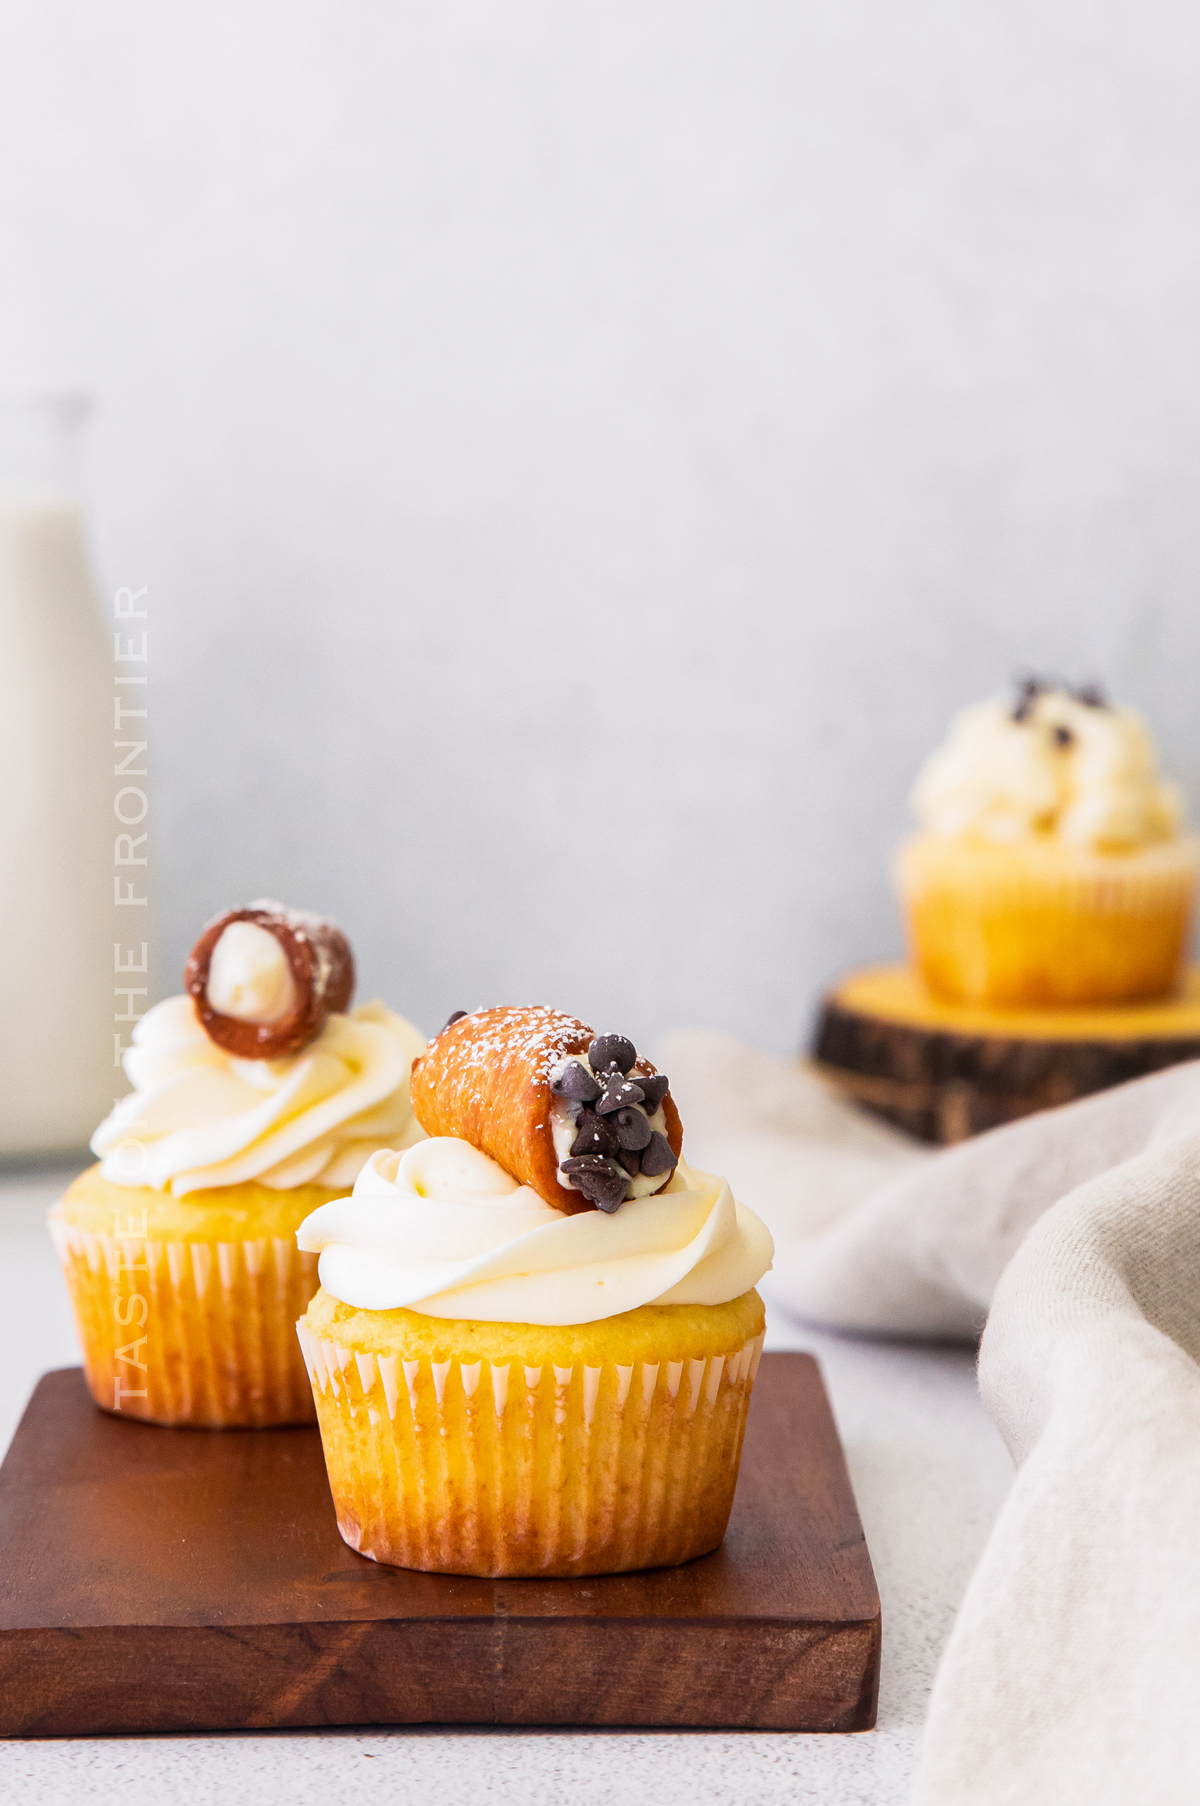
[50,1218,319,1427]
[297,1322,765,1577]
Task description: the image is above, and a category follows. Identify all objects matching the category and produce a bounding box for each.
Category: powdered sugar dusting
[426,1006,589,1108]
[246,898,345,937]
[410,1007,593,1201]
[195,898,346,942]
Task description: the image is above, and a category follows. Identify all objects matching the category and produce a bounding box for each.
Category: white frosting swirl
[296,1137,774,1325]
[911,691,1184,849]
[93,995,426,1195]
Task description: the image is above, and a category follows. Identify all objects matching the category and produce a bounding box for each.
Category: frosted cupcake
[296,1006,773,1578]
[896,680,1199,1005]
[49,902,425,1427]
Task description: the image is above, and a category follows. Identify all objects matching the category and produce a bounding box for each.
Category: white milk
[0,501,117,1155]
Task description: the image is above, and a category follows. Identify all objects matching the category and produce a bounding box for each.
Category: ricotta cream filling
[205,920,298,1024]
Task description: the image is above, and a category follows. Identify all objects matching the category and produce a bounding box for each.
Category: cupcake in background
[49,901,425,1427]
[896,679,1199,1006]
[296,1006,773,1578]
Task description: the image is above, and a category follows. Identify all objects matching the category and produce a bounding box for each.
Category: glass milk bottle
[0,395,120,1156]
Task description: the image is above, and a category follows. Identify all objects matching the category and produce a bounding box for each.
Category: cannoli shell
[408,1005,683,1214]
[185,901,355,1059]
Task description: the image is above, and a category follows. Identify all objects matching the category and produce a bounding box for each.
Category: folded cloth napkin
[659,1031,1200,1806]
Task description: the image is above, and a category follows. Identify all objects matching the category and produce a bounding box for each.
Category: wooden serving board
[0,1354,878,1737]
[814,963,1200,1144]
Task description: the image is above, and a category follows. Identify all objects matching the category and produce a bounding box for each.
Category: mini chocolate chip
[588,1034,637,1075]
[559,1156,628,1212]
[591,1186,628,1214]
[1073,683,1108,709]
[1052,724,1073,748]
[619,1147,642,1176]
[570,1108,620,1159]
[595,1075,646,1115]
[613,1106,653,1151]
[550,1058,601,1103]
[1012,673,1054,723]
[438,1010,469,1034]
[640,1130,678,1177]
[636,1073,669,1112]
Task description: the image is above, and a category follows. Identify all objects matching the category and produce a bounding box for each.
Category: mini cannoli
[184,899,355,1059]
[409,1005,683,1213]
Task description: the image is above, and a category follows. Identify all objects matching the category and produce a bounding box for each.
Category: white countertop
[0,1167,1013,1805]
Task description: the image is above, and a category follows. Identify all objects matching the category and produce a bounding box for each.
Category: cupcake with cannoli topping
[49,901,425,1427]
[296,1005,774,1578]
[896,680,1200,1005]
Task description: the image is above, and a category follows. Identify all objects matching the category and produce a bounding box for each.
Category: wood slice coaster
[0,1357,879,1737]
[813,963,1200,1145]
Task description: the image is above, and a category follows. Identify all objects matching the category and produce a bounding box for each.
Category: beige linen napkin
[660,1031,1200,1805]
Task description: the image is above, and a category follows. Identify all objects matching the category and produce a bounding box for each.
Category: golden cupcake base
[298,1290,765,1577]
[48,1169,341,1427]
[813,964,1200,1145]
[895,832,1199,1007]
[52,1221,319,1427]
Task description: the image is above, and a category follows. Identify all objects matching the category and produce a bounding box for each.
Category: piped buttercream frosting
[296,1137,774,1325]
[911,689,1184,850]
[92,994,426,1194]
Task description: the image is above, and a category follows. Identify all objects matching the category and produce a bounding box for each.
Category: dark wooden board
[0,1354,878,1737]
[813,964,1200,1143]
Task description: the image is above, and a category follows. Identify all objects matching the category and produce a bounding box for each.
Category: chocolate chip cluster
[552,1034,677,1213]
[1011,674,1108,726]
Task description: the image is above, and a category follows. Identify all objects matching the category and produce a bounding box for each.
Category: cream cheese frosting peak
[911,687,1185,850]
[296,1138,774,1325]
[92,995,426,1194]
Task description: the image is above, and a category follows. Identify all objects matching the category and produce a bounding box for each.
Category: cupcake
[49,901,425,1427]
[296,1006,774,1578]
[896,679,1199,1006]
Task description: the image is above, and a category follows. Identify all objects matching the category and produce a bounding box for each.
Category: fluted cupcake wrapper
[896,834,1200,1005]
[49,1218,319,1427]
[297,1323,765,1577]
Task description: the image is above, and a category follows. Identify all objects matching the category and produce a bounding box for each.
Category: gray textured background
[5,0,1200,1053]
